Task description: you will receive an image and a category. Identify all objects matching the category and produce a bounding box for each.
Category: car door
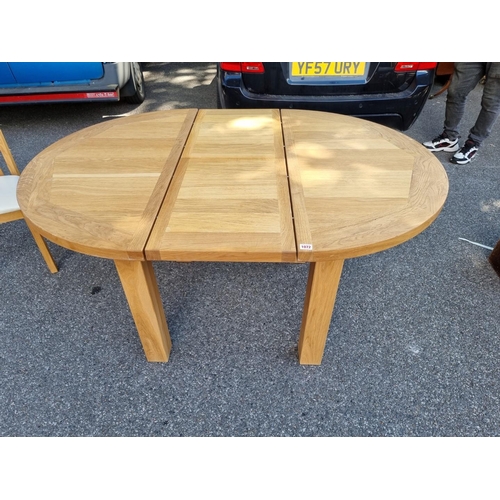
[0,63,16,85]
[3,63,104,86]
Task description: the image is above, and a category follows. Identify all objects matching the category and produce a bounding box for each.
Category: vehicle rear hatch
[240,62,417,96]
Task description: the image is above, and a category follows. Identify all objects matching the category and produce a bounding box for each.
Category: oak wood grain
[298,260,344,365]
[115,259,172,361]
[146,109,296,262]
[16,109,449,365]
[17,110,197,260]
[281,109,449,262]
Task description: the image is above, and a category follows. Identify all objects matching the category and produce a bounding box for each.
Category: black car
[217,62,436,131]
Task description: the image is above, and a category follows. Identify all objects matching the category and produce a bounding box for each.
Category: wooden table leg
[114,260,172,362]
[298,260,344,365]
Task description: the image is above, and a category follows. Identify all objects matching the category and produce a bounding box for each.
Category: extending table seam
[141,109,200,260]
[279,109,300,262]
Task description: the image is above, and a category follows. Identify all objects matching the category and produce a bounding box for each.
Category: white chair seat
[0,174,20,214]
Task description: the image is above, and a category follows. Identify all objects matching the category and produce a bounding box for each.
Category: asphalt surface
[1,63,499,437]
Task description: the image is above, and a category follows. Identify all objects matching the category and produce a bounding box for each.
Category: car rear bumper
[218,71,433,131]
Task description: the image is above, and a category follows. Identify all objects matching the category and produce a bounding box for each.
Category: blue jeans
[444,62,500,145]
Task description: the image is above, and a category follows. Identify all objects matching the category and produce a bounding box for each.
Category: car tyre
[216,86,224,109]
[123,62,145,104]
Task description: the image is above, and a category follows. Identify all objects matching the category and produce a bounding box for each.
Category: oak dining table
[17,109,449,365]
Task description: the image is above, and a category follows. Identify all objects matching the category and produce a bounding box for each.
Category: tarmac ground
[1,63,499,439]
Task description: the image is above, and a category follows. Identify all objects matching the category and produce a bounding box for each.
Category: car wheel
[216,85,225,109]
[123,62,145,104]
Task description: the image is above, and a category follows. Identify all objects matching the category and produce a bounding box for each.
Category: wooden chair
[0,129,58,273]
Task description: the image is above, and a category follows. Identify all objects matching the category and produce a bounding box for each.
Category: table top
[17,109,448,263]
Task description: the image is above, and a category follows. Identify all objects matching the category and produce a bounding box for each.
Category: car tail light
[220,62,242,72]
[220,62,265,73]
[395,62,437,72]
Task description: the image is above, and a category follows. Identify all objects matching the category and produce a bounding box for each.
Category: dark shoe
[423,132,460,152]
[450,139,479,164]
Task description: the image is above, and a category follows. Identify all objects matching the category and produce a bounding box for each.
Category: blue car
[0,62,145,105]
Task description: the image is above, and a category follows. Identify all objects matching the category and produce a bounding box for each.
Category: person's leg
[444,63,486,140]
[450,64,500,164]
[468,65,500,145]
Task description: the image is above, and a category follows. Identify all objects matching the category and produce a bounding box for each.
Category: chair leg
[25,220,58,273]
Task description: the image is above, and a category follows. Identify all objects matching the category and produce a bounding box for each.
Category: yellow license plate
[291,62,366,77]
